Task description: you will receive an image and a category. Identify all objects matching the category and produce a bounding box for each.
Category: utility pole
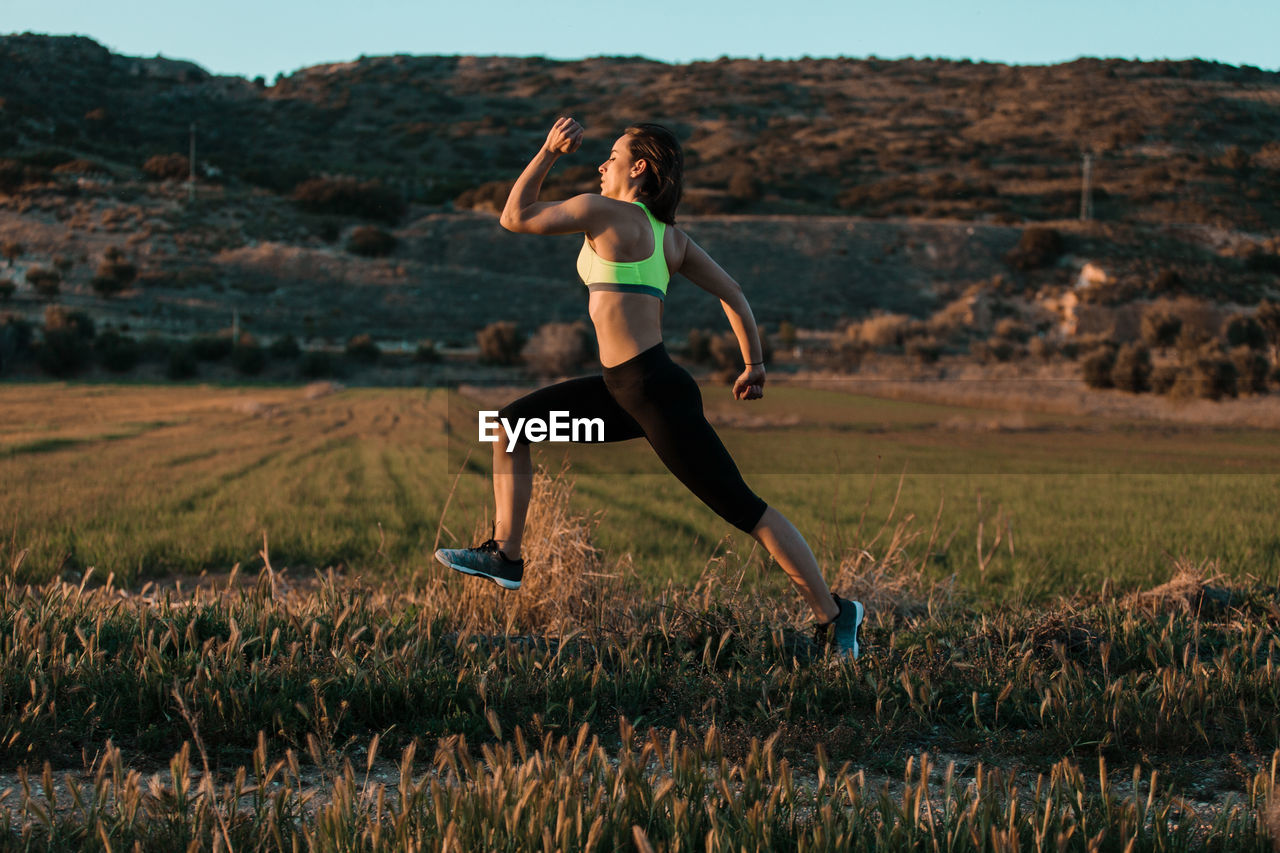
[188,122,196,204]
[1079,152,1094,221]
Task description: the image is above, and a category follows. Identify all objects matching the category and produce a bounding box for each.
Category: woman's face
[599,134,642,199]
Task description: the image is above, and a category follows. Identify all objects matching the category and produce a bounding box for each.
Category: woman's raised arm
[500,117,607,235]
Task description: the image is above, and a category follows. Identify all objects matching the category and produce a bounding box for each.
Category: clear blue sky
[6,0,1277,80]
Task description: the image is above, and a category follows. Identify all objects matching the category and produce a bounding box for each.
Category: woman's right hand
[544,116,583,156]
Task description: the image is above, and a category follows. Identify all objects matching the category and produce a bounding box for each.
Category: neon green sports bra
[576,201,669,300]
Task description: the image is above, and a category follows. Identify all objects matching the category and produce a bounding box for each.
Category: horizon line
[6,30,1279,80]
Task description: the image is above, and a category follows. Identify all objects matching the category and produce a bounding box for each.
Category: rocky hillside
[2,34,1279,227]
[0,35,1278,352]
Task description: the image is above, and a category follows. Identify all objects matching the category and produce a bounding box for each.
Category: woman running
[435,117,865,657]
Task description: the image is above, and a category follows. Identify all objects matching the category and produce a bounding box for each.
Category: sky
[5,0,1278,81]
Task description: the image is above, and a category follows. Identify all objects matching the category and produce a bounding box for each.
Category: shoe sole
[434,551,521,590]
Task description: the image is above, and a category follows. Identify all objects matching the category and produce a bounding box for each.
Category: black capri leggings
[498,342,768,534]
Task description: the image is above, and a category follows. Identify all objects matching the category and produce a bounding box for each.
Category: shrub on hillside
[0,315,34,372]
[1257,301,1280,352]
[1110,343,1152,393]
[92,248,137,297]
[292,177,406,224]
[2,241,22,267]
[906,336,942,364]
[26,267,61,298]
[1150,364,1181,395]
[523,322,593,377]
[94,330,139,372]
[142,154,189,181]
[167,346,198,380]
[345,334,381,364]
[414,340,440,363]
[52,158,107,176]
[853,313,921,350]
[268,335,301,360]
[37,328,89,377]
[190,334,233,361]
[1005,227,1064,271]
[0,161,25,194]
[1243,250,1280,275]
[454,181,511,214]
[44,306,94,340]
[831,338,867,373]
[232,338,266,375]
[1028,337,1056,362]
[1174,326,1211,361]
[993,318,1032,343]
[1140,309,1182,352]
[299,351,338,379]
[1230,346,1269,394]
[776,321,797,350]
[477,322,524,366]
[1081,345,1118,388]
[686,329,713,364]
[139,335,171,363]
[709,330,771,373]
[1173,348,1238,400]
[727,168,760,204]
[1223,314,1266,350]
[345,226,397,257]
[971,337,1016,364]
[37,308,94,377]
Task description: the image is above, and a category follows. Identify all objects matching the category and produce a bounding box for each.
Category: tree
[1005,227,1064,271]
[345,226,397,257]
[1110,343,1152,393]
[1255,301,1280,361]
[1140,309,1182,353]
[477,322,524,366]
[92,247,137,297]
[1222,314,1266,350]
[2,241,22,268]
[25,267,61,299]
[142,154,190,181]
[727,168,760,204]
[522,322,593,377]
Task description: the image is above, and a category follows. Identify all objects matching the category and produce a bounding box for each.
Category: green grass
[5,383,1280,596]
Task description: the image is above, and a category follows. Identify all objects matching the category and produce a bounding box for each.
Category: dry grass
[1122,558,1239,616]
[445,466,620,634]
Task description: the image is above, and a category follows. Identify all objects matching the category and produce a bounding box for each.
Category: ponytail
[624,123,683,225]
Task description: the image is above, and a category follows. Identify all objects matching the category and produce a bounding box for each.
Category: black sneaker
[434,539,524,590]
[814,595,866,659]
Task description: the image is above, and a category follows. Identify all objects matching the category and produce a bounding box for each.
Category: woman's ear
[630,158,649,178]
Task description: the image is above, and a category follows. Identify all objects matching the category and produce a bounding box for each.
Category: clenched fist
[544,116,584,155]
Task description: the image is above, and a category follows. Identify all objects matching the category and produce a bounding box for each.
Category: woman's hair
[624,123,683,225]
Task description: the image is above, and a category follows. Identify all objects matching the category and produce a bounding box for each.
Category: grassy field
[2,383,1279,848]
[0,487,1274,849]
[4,383,1279,597]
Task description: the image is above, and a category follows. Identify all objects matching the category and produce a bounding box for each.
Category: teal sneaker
[434,539,524,590]
[815,595,865,659]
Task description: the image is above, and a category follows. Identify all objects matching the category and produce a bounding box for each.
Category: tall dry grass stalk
[429,465,625,636]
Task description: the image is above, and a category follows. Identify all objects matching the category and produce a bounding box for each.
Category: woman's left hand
[733,365,765,401]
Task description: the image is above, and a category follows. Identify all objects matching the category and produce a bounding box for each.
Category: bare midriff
[588,290,664,368]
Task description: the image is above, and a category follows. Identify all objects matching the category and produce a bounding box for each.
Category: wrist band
[746,361,763,366]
